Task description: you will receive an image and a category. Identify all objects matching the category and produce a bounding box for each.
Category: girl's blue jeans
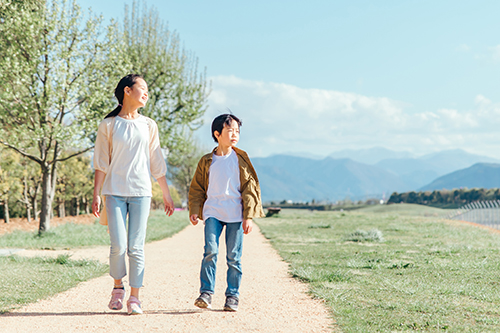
[106,195,151,289]
[200,217,244,297]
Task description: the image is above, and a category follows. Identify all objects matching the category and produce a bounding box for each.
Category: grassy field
[0,209,189,249]
[0,209,189,313]
[0,255,108,313]
[257,204,500,332]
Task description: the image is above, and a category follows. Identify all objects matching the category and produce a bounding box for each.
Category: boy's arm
[188,158,207,222]
[240,160,266,220]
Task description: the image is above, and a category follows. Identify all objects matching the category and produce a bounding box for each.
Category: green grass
[0,254,108,313]
[358,203,447,216]
[145,209,189,243]
[0,209,189,313]
[0,209,189,250]
[257,207,500,332]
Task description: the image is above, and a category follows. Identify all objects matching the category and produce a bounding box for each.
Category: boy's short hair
[211,114,242,143]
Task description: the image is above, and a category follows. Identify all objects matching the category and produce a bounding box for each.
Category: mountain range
[252,148,500,203]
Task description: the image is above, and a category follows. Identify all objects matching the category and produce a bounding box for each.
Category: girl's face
[124,78,148,108]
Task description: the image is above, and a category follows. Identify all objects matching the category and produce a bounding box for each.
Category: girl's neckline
[117,114,142,121]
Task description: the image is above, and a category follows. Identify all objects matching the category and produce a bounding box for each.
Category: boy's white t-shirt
[202,149,243,223]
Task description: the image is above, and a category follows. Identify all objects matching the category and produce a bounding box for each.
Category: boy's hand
[243,219,253,234]
[190,214,200,226]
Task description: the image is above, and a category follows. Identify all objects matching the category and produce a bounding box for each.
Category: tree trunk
[75,196,80,216]
[32,196,39,221]
[31,181,40,221]
[23,173,32,223]
[39,160,58,234]
[3,199,9,223]
[83,197,90,215]
[39,167,51,233]
[26,206,32,223]
[57,197,65,218]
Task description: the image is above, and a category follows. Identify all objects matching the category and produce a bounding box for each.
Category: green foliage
[152,182,182,209]
[107,0,210,148]
[55,155,94,216]
[0,0,210,231]
[258,209,500,332]
[0,0,115,231]
[167,130,206,202]
[388,188,500,208]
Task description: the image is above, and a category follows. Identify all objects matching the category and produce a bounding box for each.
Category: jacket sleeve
[240,160,266,220]
[188,158,207,218]
[93,120,110,174]
[148,119,167,179]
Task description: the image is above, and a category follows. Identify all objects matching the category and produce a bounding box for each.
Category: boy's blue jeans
[106,195,151,289]
[200,217,244,297]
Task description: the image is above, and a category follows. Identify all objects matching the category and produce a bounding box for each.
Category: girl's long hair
[104,74,144,119]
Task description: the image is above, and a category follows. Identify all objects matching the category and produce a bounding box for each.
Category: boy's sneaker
[108,288,125,310]
[127,296,143,315]
[194,292,212,309]
[223,296,239,312]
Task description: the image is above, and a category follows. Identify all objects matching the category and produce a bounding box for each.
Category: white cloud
[197,75,500,159]
[490,45,500,61]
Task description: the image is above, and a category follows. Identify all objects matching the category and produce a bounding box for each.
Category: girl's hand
[190,214,199,225]
[243,219,253,234]
[163,194,174,217]
[92,195,101,218]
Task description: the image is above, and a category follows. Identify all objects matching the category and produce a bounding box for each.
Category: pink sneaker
[108,288,125,310]
[127,296,143,315]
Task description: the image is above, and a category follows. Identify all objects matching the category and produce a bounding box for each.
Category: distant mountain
[375,149,500,189]
[328,147,415,165]
[280,151,325,160]
[252,155,408,202]
[419,163,500,191]
[250,149,500,203]
[419,149,500,175]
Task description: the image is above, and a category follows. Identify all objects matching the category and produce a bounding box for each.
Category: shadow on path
[1,309,202,317]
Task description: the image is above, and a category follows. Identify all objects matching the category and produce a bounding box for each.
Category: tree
[0,0,116,233]
[17,156,41,222]
[55,155,94,216]
[167,129,205,204]
[0,0,210,233]
[108,0,210,149]
[0,147,22,223]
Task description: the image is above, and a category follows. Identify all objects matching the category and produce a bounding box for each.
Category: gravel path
[0,223,335,332]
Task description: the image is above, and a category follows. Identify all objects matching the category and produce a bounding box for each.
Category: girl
[92,74,174,315]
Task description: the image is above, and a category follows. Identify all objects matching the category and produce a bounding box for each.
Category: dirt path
[0,223,335,332]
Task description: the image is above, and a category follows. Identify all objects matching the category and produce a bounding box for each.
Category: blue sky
[79,0,500,159]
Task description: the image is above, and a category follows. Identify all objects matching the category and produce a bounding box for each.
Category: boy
[188,113,265,311]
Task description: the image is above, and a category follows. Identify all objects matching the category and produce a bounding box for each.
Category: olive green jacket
[188,147,265,221]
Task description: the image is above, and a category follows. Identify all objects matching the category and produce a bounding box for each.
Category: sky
[78,0,500,159]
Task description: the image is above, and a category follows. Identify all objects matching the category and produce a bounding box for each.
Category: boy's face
[215,119,240,148]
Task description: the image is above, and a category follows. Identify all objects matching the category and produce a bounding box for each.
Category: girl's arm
[92,170,106,217]
[156,176,174,216]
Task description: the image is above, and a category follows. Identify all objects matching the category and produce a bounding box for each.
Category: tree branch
[1,142,42,164]
[55,145,94,163]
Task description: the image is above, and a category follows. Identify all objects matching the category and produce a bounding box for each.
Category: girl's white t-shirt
[94,115,166,197]
[202,149,243,223]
